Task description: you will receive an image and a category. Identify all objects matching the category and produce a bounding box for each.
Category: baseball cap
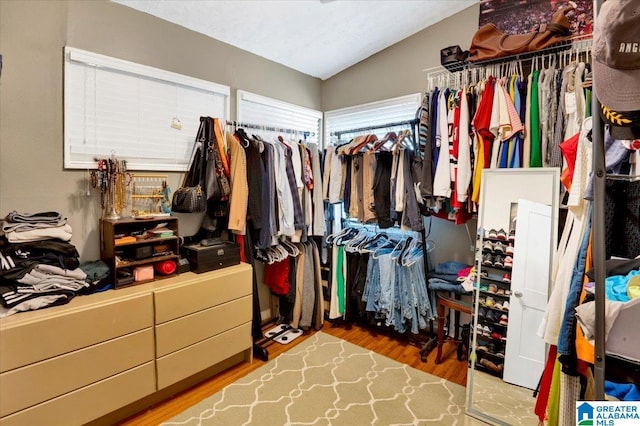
[592,0,640,138]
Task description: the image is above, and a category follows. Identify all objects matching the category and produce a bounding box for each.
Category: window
[64,47,230,171]
[324,93,422,146]
[236,90,322,145]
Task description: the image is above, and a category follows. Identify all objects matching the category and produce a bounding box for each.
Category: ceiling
[113,0,477,80]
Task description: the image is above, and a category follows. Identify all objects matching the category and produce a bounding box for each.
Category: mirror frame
[466,167,560,425]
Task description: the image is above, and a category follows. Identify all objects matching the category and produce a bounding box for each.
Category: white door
[503,199,552,390]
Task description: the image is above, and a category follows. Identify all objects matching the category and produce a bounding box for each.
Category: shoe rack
[473,228,515,378]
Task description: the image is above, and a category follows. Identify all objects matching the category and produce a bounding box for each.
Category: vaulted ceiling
[113,0,478,80]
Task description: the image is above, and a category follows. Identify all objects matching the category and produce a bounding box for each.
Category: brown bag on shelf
[468,2,576,62]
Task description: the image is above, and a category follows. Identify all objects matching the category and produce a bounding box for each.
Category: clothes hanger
[234,128,251,148]
[371,236,396,259]
[344,229,370,253]
[401,239,423,266]
[389,237,408,261]
[335,227,360,246]
[326,226,352,244]
[280,240,300,257]
[358,233,389,253]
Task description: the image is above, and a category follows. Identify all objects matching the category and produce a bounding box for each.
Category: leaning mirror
[466,168,560,425]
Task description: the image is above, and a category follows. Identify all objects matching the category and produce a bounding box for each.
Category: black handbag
[171,120,208,213]
[440,45,468,67]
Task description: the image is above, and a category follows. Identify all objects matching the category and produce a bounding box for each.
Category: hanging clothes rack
[328,117,434,352]
[332,119,419,142]
[226,120,316,138]
[423,36,593,90]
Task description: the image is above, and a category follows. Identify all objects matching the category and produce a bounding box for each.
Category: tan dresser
[0,263,253,425]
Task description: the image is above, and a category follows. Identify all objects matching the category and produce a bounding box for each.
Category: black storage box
[180,240,241,273]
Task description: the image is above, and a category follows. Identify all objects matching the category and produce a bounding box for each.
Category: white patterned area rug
[163,332,479,426]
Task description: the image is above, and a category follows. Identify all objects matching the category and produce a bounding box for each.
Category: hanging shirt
[433,89,452,198]
[523,72,533,168]
[226,132,248,235]
[309,143,326,236]
[471,77,496,203]
[530,69,543,167]
[327,146,343,204]
[457,88,472,203]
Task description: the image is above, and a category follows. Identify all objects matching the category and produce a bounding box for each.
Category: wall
[322,4,479,111]
[0,0,322,263]
[323,4,481,267]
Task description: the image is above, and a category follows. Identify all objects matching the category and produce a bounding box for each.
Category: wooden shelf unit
[100,217,179,288]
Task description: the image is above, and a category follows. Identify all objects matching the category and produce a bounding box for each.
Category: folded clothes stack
[2,210,73,243]
[0,210,93,318]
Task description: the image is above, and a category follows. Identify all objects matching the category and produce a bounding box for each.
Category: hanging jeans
[557,203,592,356]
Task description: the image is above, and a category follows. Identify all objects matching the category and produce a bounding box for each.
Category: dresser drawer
[156,295,252,357]
[0,292,153,372]
[154,263,252,324]
[0,362,155,426]
[156,322,251,389]
[0,328,153,417]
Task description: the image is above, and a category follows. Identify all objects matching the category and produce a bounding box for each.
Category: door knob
[514,291,523,298]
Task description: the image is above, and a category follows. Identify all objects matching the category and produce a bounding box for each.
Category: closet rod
[343,220,421,240]
[592,0,605,402]
[226,120,316,137]
[332,118,419,137]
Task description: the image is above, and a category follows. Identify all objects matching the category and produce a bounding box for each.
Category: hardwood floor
[118,321,468,425]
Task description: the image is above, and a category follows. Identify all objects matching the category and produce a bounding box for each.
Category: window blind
[64,47,230,171]
[236,90,322,145]
[324,93,422,146]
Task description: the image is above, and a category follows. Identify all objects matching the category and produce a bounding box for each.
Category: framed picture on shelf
[478,0,593,39]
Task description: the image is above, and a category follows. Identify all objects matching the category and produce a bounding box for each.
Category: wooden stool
[435,292,473,364]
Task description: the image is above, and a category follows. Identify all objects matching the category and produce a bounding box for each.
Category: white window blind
[324,93,422,146]
[236,90,322,145]
[64,47,230,171]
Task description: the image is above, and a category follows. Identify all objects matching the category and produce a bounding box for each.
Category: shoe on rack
[482,253,494,267]
[488,283,497,293]
[493,255,504,269]
[479,296,486,306]
[499,314,509,326]
[504,255,513,269]
[496,229,508,240]
[482,325,492,336]
[485,309,498,323]
[479,284,489,292]
[490,331,503,340]
[482,241,494,252]
[487,229,498,239]
[506,244,514,256]
[485,296,495,308]
[476,324,484,335]
[502,272,511,283]
[502,301,510,311]
[486,341,498,354]
[480,358,502,373]
[505,289,512,296]
[496,288,505,296]
[493,242,506,254]
[493,301,503,310]
[478,307,487,320]
[508,229,516,243]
